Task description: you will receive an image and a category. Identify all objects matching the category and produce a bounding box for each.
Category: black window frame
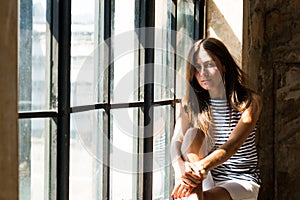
[18,0,205,199]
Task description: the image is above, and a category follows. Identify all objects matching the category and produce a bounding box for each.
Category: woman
[171,38,262,200]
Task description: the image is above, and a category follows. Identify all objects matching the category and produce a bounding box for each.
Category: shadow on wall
[274,63,300,200]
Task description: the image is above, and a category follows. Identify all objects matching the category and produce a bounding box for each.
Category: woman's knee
[181,128,206,162]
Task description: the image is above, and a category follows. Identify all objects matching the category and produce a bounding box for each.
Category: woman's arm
[195,93,263,172]
[171,101,197,199]
[170,100,191,176]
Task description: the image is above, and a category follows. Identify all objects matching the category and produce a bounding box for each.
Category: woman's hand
[171,162,202,199]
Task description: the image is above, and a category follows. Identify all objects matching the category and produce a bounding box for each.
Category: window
[18,0,204,199]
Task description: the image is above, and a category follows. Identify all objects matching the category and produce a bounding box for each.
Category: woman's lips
[201,79,210,83]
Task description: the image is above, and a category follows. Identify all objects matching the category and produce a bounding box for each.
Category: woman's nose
[199,67,207,76]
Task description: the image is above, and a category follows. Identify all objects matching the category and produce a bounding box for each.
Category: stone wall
[245,0,300,199]
[274,64,300,199]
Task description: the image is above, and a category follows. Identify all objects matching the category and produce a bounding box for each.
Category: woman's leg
[179,128,233,200]
[181,128,206,162]
[213,180,260,200]
[180,128,206,200]
[181,128,216,190]
[186,184,232,200]
[203,187,232,200]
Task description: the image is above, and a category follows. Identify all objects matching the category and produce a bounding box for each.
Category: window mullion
[56,0,72,199]
[194,0,205,41]
[169,0,178,197]
[102,0,113,199]
[46,0,57,190]
[200,0,206,39]
[143,0,155,199]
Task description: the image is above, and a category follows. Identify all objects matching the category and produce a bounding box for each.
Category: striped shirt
[209,99,261,185]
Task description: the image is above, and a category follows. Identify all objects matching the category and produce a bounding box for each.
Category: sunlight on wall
[207,0,243,66]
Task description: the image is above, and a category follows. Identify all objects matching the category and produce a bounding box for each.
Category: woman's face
[194,45,224,94]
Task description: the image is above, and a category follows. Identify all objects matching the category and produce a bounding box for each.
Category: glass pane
[112,0,141,103]
[18,0,50,111]
[153,105,172,200]
[110,108,139,199]
[70,110,104,200]
[71,0,105,106]
[154,0,175,101]
[19,118,54,200]
[176,0,195,99]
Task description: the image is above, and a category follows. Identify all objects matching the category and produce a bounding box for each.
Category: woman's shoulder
[248,92,263,114]
[180,96,190,109]
[181,95,189,104]
[178,96,192,121]
[250,92,263,108]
